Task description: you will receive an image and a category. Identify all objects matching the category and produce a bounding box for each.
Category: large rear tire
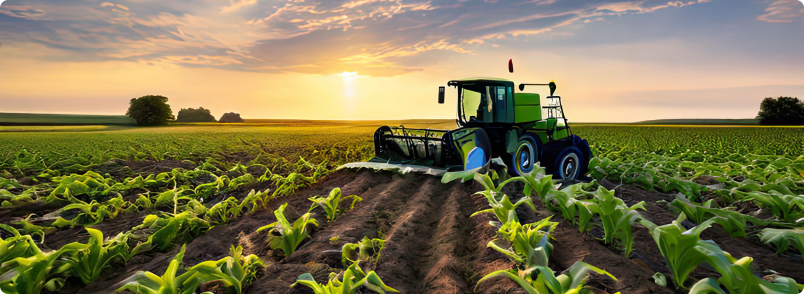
[553,146,584,181]
[504,136,539,176]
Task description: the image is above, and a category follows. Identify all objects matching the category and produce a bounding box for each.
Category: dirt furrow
[372,177,457,292]
[282,172,422,265]
[247,172,427,293]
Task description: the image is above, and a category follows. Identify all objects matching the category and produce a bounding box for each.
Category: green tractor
[361,65,592,180]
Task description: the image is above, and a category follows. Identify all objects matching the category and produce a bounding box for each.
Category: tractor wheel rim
[561,154,579,179]
[517,142,534,173]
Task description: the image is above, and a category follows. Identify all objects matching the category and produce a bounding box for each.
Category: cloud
[757,0,804,23]
[0,0,717,77]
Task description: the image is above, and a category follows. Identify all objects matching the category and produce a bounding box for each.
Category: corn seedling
[475,261,617,294]
[257,203,319,257]
[520,167,555,201]
[116,244,204,294]
[63,227,126,284]
[0,241,89,294]
[309,188,362,222]
[593,186,650,257]
[205,196,244,225]
[185,245,265,294]
[487,217,558,269]
[742,191,804,222]
[12,216,55,244]
[0,224,40,264]
[291,262,398,294]
[670,199,762,238]
[342,236,385,266]
[271,172,316,198]
[471,174,536,225]
[688,252,802,294]
[759,228,804,261]
[651,214,724,288]
[132,212,211,252]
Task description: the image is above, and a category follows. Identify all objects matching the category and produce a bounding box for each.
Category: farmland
[0,122,803,294]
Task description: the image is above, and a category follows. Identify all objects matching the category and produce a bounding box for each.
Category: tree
[176,107,216,122]
[126,95,174,126]
[219,112,244,123]
[757,96,804,125]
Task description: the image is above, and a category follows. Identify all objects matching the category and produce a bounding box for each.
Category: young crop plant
[742,191,804,222]
[291,262,398,294]
[13,216,55,244]
[686,253,802,294]
[63,227,126,284]
[257,203,319,257]
[131,212,211,252]
[116,244,205,294]
[0,239,89,294]
[669,199,763,238]
[520,167,556,201]
[270,172,316,198]
[185,245,265,294]
[46,171,114,202]
[205,196,245,225]
[475,261,618,294]
[0,224,40,264]
[487,217,558,269]
[342,236,386,266]
[309,188,363,222]
[471,190,536,225]
[593,186,651,257]
[241,189,272,213]
[651,214,737,289]
[759,228,804,261]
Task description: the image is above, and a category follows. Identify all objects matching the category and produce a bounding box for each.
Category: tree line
[125,95,243,126]
[125,94,804,126]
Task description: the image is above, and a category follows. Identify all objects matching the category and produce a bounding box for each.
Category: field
[0,122,803,294]
[0,113,135,125]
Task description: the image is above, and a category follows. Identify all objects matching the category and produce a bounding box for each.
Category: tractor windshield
[459,86,493,124]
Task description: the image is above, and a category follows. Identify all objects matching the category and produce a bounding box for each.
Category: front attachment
[369,126,492,172]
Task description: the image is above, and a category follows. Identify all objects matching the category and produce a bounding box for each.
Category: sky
[0,0,802,122]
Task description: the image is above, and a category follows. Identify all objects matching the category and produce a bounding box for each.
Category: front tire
[504,136,539,176]
[553,146,583,181]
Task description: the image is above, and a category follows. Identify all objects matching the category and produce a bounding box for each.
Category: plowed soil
[24,169,804,294]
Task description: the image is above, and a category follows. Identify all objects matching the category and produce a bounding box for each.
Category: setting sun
[337,71,359,80]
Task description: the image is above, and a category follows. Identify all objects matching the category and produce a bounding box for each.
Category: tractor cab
[443,78,571,143]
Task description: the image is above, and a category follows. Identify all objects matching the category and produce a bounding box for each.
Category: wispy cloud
[0,0,723,77]
[757,0,804,23]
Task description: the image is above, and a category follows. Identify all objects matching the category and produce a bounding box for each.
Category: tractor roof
[452,77,512,82]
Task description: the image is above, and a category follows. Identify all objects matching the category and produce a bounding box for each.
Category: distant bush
[219,112,244,123]
[126,95,174,126]
[176,107,217,123]
[757,96,804,125]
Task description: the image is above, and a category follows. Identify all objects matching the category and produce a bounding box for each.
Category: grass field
[0,122,803,294]
[0,112,135,125]
[635,118,759,125]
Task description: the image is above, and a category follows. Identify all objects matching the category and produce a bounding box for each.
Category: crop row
[445,164,804,293]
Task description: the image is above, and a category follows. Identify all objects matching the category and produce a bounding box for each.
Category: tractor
[361,62,592,180]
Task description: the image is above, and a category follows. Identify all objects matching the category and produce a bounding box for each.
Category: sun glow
[337,71,359,80]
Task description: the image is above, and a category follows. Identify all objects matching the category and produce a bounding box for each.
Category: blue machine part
[464,147,486,171]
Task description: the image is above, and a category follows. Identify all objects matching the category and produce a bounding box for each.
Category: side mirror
[438,86,445,104]
[518,84,525,91]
